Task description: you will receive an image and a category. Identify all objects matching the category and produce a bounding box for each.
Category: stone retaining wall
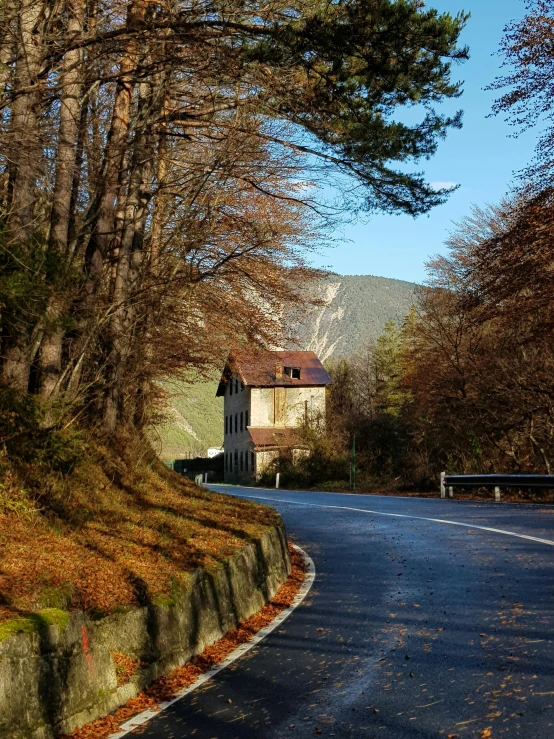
[0,523,290,738]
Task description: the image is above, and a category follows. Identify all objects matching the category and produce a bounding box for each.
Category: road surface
[138,488,554,738]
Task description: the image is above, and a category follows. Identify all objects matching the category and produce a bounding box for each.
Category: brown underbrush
[0,433,279,626]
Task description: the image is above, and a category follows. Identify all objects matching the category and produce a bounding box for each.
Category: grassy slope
[0,435,279,632]
[153,378,222,462]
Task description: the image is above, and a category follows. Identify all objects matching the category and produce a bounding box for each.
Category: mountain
[289,274,418,361]
[155,274,418,461]
[152,379,224,462]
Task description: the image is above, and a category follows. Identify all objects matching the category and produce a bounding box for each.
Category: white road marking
[229,493,554,548]
[109,545,315,739]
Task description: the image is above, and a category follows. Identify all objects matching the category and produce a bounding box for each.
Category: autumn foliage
[62,545,306,739]
[0,436,281,624]
[318,189,554,489]
[0,0,466,619]
[0,0,467,439]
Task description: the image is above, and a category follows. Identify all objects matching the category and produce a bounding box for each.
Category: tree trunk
[7,0,43,243]
[0,0,17,100]
[86,0,145,286]
[104,75,159,431]
[38,0,85,400]
[1,0,44,391]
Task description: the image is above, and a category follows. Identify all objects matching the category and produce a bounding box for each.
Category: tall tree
[0,0,469,437]
[490,0,554,188]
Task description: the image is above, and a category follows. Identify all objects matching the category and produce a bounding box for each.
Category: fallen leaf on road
[480,729,492,738]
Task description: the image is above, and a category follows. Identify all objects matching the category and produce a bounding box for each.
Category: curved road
[138,488,554,739]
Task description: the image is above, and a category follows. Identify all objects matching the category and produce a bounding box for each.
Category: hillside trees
[401,0,554,477]
[323,320,412,482]
[0,0,469,439]
[404,191,554,478]
[295,0,554,489]
[490,0,554,189]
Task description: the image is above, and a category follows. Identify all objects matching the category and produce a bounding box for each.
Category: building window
[234,450,238,471]
[284,366,301,379]
[245,452,249,471]
[240,411,243,432]
[240,451,243,471]
[235,378,239,394]
[235,414,238,433]
[245,409,248,427]
[251,451,255,471]
[229,377,233,396]
[225,416,228,435]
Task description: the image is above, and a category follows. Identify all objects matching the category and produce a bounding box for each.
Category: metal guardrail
[439,472,554,501]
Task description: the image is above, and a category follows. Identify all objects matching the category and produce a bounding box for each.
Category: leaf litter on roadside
[61,544,306,739]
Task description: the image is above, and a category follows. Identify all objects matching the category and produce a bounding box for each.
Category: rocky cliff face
[288,274,418,361]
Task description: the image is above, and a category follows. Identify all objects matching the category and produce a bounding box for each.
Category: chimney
[275,362,283,380]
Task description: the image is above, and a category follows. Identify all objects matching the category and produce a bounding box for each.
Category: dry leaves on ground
[61,545,305,739]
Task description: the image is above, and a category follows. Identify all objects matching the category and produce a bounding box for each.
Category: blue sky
[311,0,541,283]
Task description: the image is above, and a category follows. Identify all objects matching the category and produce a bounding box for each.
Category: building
[217,350,332,483]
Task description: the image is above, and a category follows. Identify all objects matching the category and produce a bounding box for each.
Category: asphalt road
[138,488,554,739]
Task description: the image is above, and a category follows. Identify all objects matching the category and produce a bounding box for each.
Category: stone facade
[222,378,255,483]
[220,351,331,483]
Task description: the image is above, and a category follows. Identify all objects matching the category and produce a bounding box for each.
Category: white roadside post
[440,470,446,499]
[494,486,501,502]
[276,471,280,489]
[448,486,454,498]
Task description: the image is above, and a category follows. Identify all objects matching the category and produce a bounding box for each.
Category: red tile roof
[216,350,331,396]
[248,427,306,450]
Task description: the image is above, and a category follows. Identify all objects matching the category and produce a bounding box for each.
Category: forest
[0,0,472,634]
[277,0,554,490]
[294,197,554,490]
[0,0,466,453]
[0,0,551,495]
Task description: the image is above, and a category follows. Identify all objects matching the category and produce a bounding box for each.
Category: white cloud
[430,181,458,191]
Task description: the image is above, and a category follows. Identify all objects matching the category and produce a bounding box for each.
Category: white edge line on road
[108,545,315,739]
[230,494,554,549]
[209,483,554,508]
